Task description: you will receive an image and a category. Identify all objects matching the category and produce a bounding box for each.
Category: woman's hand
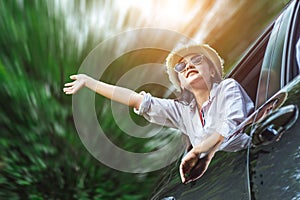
[63,74,87,95]
[179,149,198,184]
[179,148,213,184]
[179,133,223,184]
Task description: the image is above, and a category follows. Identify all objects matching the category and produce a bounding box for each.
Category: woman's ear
[210,68,216,78]
[210,67,222,83]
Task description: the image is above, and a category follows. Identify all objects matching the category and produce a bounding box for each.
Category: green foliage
[0,1,160,199]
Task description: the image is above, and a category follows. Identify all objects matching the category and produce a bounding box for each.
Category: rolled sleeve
[134,92,151,116]
[134,92,183,129]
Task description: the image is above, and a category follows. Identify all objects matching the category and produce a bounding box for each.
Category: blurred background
[0,0,290,199]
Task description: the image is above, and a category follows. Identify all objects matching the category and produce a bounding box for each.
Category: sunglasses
[174,54,205,73]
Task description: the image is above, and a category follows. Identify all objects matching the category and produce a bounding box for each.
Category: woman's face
[176,54,214,91]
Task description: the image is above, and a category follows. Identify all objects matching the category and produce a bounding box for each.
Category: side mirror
[252,104,299,147]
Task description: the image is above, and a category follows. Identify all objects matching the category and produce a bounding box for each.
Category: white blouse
[134,78,254,152]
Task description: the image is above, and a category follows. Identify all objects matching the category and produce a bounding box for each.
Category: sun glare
[115,0,199,30]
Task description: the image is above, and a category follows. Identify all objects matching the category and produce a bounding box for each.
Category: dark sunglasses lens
[191,55,204,65]
[174,62,186,72]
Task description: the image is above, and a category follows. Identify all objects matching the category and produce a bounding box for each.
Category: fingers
[64,82,75,87]
[63,82,77,94]
[180,155,212,184]
[179,151,201,184]
[70,75,77,80]
[63,86,75,94]
[179,160,191,184]
[63,75,79,95]
[179,162,186,183]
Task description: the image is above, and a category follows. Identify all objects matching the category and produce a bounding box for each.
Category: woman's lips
[186,70,199,78]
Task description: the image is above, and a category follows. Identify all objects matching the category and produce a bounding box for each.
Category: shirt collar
[209,82,219,101]
[189,82,219,108]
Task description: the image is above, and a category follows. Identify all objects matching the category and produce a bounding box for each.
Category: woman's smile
[185,69,199,78]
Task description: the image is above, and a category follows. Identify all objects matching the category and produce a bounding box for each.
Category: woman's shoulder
[220,78,239,85]
[218,78,241,90]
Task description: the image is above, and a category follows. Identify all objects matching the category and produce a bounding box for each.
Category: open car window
[255,4,294,108]
[231,0,300,126]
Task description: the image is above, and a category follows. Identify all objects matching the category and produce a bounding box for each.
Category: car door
[247,0,300,198]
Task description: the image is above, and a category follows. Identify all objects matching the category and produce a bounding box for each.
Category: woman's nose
[180,62,196,73]
[185,63,195,71]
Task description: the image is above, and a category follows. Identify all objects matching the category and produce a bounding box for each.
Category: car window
[288,36,300,79]
[296,37,300,72]
[255,6,294,107]
[227,28,271,103]
[287,8,300,80]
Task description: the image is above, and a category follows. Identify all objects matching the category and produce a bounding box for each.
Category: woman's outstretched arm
[63,74,144,110]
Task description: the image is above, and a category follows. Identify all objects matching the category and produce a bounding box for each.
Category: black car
[151,0,300,199]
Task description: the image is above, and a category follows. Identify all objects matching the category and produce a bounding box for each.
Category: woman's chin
[188,77,211,90]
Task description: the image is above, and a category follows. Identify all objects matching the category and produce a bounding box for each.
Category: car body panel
[250,76,300,200]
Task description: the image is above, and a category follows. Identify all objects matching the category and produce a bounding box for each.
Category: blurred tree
[0,1,160,199]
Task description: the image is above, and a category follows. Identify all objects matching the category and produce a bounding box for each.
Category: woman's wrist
[84,75,93,85]
[80,74,96,91]
[81,74,89,85]
[191,147,201,155]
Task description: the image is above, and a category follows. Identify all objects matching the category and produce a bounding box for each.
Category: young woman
[63,44,254,184]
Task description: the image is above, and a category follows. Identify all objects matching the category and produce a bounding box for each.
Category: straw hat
[165,43,224,92]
